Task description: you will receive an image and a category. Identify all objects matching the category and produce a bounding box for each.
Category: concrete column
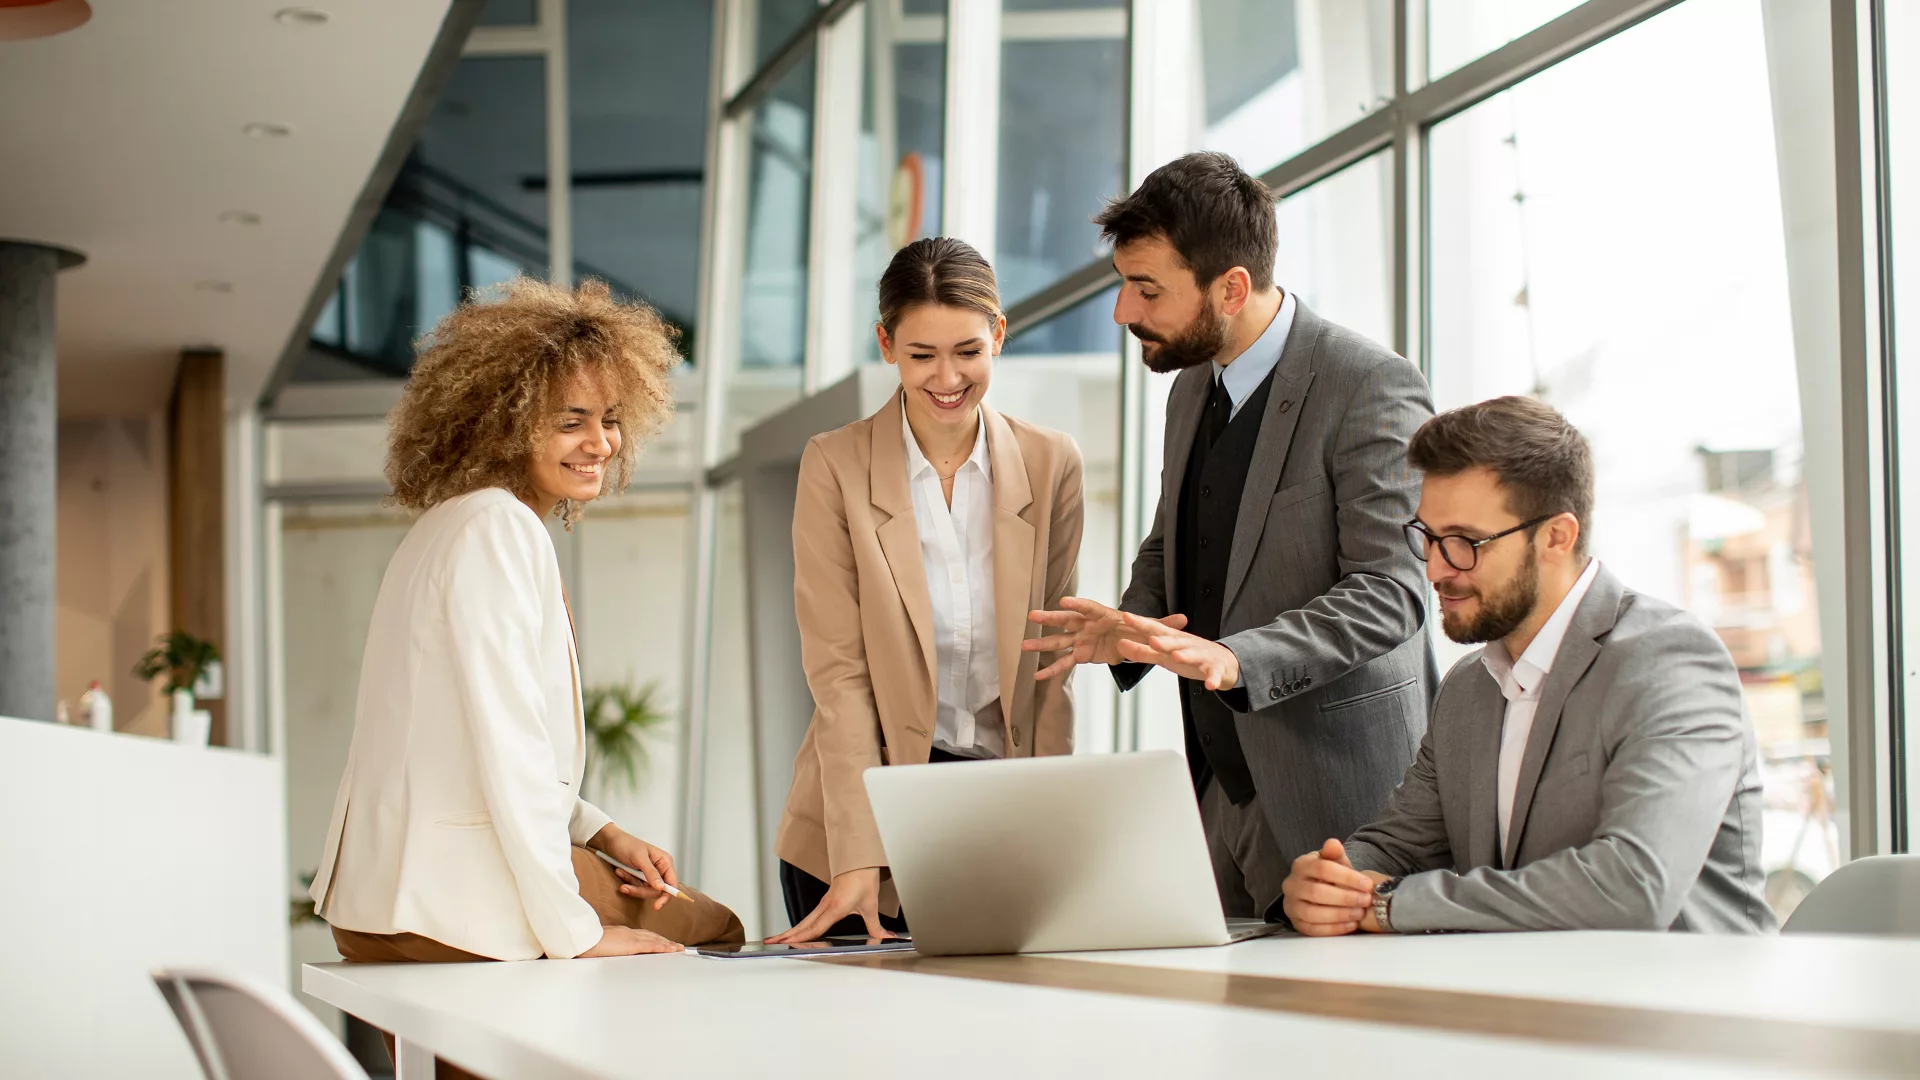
[0,242,62,722]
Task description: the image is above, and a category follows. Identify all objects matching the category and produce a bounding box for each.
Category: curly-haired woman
[310,278,742,971]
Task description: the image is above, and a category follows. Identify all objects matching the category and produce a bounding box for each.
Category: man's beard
[1439,549,1541,645]
[1129,304,1231,374]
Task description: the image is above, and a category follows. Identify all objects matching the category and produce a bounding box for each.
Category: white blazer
[309,487,611,961]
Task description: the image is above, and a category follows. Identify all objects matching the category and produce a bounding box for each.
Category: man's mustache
[1127,324,1164,345]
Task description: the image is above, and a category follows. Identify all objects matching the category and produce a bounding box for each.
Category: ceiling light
[274,7,328,26]
[218,211,262,226]
[194,281,234,294]
[243,122,294,139]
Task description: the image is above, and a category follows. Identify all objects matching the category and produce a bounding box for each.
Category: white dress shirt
[1481,557,1601,852]
[902,405,1005,759]
[1213,288,1297,419]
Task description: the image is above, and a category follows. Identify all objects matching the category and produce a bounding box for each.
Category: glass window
[729,54,816,456]
[1198,0,1392,177]
[998,287,1124,753]
[852,0,946,364]
[754,0,819,68]
[1428,0,1838,918]
[477,0,537,27]
[996,30,1125,340]
[1274,151,1393,351]
[1887,0,1920,842]
[1426,0,1584,82]
[568,0,710,354]
[300,56,548,380]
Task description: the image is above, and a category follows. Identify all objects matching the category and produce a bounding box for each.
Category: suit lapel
[1501,567,1623,868]
[1223,301,1321,611]
[1158,367,1209,608]
[1461,661,1506,870]
[870,393,939,691]
[983,407,1036,749]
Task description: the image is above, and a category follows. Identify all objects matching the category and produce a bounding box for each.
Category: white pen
[592,847,693,903]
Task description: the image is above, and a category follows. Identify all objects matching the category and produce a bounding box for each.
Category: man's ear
[1547,512,1582,557]
[1215,266,1254,317]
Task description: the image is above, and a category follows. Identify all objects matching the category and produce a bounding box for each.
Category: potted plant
[580,680,672,801]
[132,630,221,744]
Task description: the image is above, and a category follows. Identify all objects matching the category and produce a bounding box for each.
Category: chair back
[1781,855,1920,936]
[151,969,369,1080]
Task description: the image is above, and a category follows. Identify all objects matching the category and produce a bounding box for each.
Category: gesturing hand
[1024,597,1189,680]
[1111,611,1241,691]
[1279,839,1376,937]
[765,866,894,944]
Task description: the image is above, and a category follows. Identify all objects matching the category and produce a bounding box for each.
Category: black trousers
[779,746,973,936]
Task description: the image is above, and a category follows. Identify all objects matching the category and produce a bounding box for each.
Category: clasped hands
[1022,596,1241,691]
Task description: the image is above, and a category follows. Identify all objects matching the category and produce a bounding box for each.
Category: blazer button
[1301,676,1313,688]
[1270,687,1281,700]
[1279,399,1293,413]
[1012,728,1022,747]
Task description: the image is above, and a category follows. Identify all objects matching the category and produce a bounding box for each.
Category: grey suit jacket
[1117,300,1436,865]
[1346,565,1777,933]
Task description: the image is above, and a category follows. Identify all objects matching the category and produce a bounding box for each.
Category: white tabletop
[304,932,1919,1079]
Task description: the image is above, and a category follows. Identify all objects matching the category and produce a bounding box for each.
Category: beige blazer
[308,487,613,961]
[775,393,1084,898]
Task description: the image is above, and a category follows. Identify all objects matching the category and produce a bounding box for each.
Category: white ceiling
[0,0,454,418]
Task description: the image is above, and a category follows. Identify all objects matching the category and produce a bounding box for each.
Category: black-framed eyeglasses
[1403,516,1553,572]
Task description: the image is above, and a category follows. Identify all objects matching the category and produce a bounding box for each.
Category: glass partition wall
[683,0,1915,936]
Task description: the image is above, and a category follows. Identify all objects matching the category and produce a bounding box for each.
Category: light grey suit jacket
[1117,300,1436,866]
[1346,564,1777,933]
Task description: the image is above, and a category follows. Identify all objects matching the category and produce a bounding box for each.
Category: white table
[305,932,1920,1079]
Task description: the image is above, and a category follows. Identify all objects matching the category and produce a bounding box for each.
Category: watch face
[1374,876,1401,896]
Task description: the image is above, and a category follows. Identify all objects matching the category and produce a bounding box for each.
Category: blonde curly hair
[385,276,678,526]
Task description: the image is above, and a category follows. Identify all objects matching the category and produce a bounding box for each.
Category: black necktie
[1204,375,1232,448]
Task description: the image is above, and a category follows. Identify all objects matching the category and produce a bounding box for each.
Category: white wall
[0,717,287,1079]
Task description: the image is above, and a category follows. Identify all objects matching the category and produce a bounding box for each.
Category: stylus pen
[593,848,694,903]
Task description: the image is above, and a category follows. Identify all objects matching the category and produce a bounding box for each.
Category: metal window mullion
[724,0,863,119]
[805,6,867,392]
[943,0,1001,262]
[1831,0,1894,858]
[541,0,573,285]
[680,0,755,873]
[1392,0,1426,370]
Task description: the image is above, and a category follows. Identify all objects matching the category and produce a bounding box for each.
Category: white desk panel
[306,948,1863,1080]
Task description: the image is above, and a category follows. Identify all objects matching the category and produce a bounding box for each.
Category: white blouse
[901,406,1005,759]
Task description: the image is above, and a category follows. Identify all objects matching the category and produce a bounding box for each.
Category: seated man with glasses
[1280,396,1775,936]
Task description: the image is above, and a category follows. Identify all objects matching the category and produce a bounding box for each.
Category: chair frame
[152,967,370,1080]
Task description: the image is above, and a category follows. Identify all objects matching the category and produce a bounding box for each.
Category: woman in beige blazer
[768,238,1084,943]
[310,278,741,971]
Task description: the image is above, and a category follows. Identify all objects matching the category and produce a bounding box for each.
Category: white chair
[1780,855,1920,935]
[152,968,370,1080]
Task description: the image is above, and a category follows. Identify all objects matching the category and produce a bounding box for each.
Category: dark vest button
[1201,733,1214,745]
[1199,537,1210,549]
[1201,585,1212,597]
[1201,485,1211,498]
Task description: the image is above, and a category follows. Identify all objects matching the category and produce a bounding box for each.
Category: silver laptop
[864,750,1290,956]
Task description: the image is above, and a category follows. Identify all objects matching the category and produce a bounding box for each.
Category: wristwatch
[1370,876,1401,933]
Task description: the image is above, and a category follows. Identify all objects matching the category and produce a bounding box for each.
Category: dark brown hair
[1408,396,1595,555]
[385,276,679,527]
[1093,151,1278,291]
[876,236,1001,334]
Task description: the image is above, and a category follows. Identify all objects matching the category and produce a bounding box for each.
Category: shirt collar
[901,400,992,481]
[1212,288,1296,412]
[1480,557,1602,701]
